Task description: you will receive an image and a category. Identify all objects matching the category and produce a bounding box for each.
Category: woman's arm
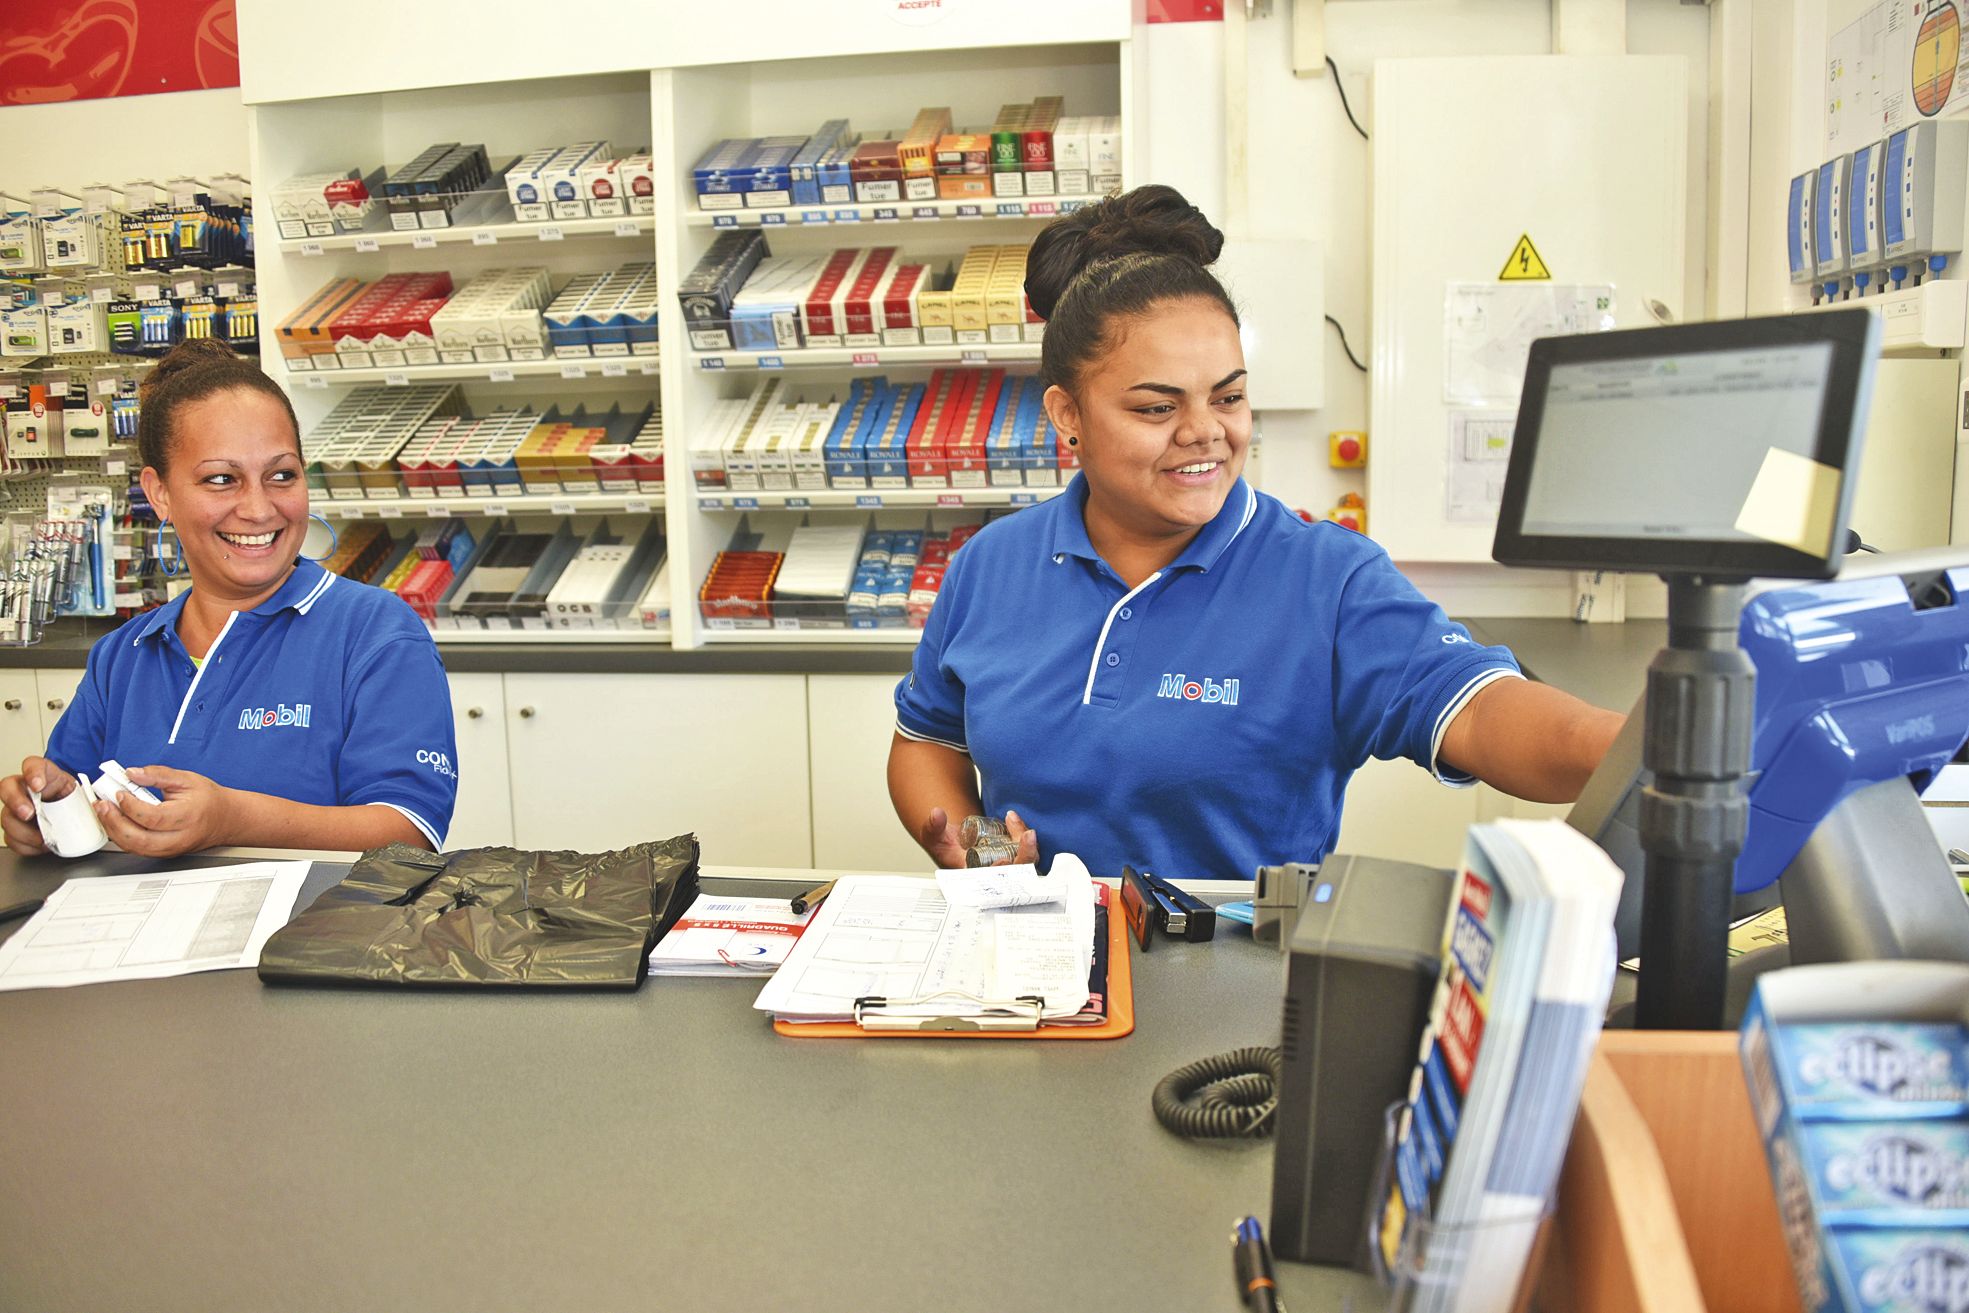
[887,733,1037,867]
[1437,678,1625,804]
[92,765,423,857]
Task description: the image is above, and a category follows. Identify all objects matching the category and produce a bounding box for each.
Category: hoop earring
[155,520,182,578]
[302,513,340,563]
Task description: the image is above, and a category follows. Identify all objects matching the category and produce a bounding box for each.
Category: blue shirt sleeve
[894,545,970,752]
[1330,548,1521,783]
[338,630,458,848]
[43,641,114,780]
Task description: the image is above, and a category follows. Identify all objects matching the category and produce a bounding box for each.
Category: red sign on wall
[1,0,238,106]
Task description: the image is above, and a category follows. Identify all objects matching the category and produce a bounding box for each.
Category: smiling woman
[885,185,1626,880]
[0,340,460,860]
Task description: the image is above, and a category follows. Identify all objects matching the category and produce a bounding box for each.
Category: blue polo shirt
[46,558,457,849]
[895,477,1522,879]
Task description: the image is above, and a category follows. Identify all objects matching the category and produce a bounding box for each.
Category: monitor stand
[1634,576,1754,1031]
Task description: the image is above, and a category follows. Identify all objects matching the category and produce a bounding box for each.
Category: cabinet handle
[518,706,536,719]
[3,700,19,711]
[466,706,484,719]
[45,698,64,711]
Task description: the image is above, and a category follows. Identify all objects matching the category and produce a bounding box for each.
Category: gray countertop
[0,853,1385,1313]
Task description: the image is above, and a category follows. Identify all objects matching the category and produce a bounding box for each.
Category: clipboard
[772,883,1136,1040]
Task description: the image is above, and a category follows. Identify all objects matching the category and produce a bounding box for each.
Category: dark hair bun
[1025,184,1225,321]
[139,338,244,405]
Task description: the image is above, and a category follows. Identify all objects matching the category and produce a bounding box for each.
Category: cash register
[1270,307,1969,1265]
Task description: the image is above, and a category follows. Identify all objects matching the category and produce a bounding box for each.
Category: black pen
[790,880,835,916]
[1232,1215,1284,1313]
[0,897,46,924]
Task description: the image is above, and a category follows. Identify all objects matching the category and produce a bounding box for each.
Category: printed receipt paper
[753,856,1097,1023]
[0,861,309,991]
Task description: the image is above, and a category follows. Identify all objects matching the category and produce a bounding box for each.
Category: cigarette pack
[867,382,925,489]
[1053,117,1092,195]
[790,402,837,489]
[690,396,747,489]
[579,156,624,217]
[791,120,853,206]
[950,246,998,344]
[801,247,870,347]
[987,245,1029,343]
[678,229,769,350]
[906,369,960,487]
[839,246,899,346]
[1088,115,1124,193]
[881,263,928,346]
[618,151,657,216]
[850,139,905,204]
[692,137,761,210]
[824,378,879,488]
[899,107,953,201]
[744,135,807,208]
[817,142,858,204]
[730,253,829,352]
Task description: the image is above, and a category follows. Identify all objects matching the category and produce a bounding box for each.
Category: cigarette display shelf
[699,626,922,646]
[289,355,660,388]
[691,343,1039,371]
[692,487,1061,512]
[317,490,664,519]
[430,626,671,646]
[683,195,1104,229]
[281,213,655,256]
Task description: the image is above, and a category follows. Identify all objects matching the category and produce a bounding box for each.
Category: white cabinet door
[503,673,813,867]
[444,672,512,851]
[808,673,935,873]
[0,671,42,772]
[1332,757,1481,870]
[35,668,86,746]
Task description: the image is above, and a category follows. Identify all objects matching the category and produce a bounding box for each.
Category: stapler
[1120,866,1215,948]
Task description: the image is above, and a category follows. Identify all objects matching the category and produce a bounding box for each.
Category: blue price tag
[800,210,830,224]
[856,495,882,508]
[956,204,983,219]
[759,355,784,370]
[996,203,1022,217]
[787,497,812,509]
[834,209,861,223]
[874,207,900,222]
[912,206,938,221]
[697,500,717,512]
[699,357,727,371]
[712,215,736,228]
[1012,493,1037,505]
[1060,200,1087,214]
[761,212,787,226]
[735,497,760,509]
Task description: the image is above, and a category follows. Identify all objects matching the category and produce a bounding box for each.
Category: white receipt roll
[33,779,109,859]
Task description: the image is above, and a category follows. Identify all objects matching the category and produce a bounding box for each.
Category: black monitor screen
[1493,309,1879,579]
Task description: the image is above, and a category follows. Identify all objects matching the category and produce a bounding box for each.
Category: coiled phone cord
[1152,1046,1283,1139]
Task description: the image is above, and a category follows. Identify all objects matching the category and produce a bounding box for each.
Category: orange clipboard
[771,884,1135,1040]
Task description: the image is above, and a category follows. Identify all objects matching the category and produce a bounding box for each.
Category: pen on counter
[0,897,47,924]
[790,880,835,916]
[1232,1215,1284,1313]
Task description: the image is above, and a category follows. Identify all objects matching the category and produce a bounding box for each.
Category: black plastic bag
[258,836,700,989]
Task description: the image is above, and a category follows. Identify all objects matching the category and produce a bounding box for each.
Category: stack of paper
[648,893,814,976]
[753,855,1098,1024]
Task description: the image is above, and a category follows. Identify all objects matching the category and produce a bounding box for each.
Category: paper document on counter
[648,893,814,976]
[0,861,309,991]
[755,855,1097,1023]
[934,863,1056,909]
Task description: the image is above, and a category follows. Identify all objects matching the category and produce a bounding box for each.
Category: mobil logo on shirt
[237,703,313,731]
[1155,673,1241,706]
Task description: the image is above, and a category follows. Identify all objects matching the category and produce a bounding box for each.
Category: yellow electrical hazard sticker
[1498,234,1552,281]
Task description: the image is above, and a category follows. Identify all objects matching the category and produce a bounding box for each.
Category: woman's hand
[915,806,1040,868]
[0,756,78,856]
[93,765,231,858]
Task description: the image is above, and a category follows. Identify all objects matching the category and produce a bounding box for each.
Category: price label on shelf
[733,496,760,510]
[301,375,330,390]
[873,208,900,223]
[833,209,861,224]
[384,372,410,387]
[560,363,589,379]
[614,220,641,237]
[761,212,787,226]
[626,499,652,515]
[216,281,240,298]
[1011,493,1039,505]
[112,544,133,561]
[487,367,515,383]
[412,234,438,250]
[379,506,404,519]
[785,497,811,509]
[960,349,987,365]
[430,505,452,517]
[174,277,199,298]
[758,355,784,370]
[1026,201,1058,216]
[773,618,800,631]
[482,503,507,516]
[699,357,726,371]
[601,361,628,377]
[712,215,737,228]
[638,359,659,376]
[353,238,380,253]
[996,203,1022,218]
[538,225,564,242]
[856,495,882,508]
[105,458,126,475]
[91,286,114,303]
[299,242,325,256]
[851,352,879,367]
[472,230,498,246]
[1060,199,1088,214]
[956,204,983,219]
[800,210,830,225]
[912,206,938,221]
[550,501,576,516]
[95,377,119,396]
[697,499,717,512]
[133,283,161,300]
[937,494,962,507]
[0,386,15,400]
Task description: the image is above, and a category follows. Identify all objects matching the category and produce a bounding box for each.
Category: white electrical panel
[1368,55,1688,564]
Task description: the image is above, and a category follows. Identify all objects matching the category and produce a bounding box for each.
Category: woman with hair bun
[887,185,1624,877]
[0,340,458,858]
